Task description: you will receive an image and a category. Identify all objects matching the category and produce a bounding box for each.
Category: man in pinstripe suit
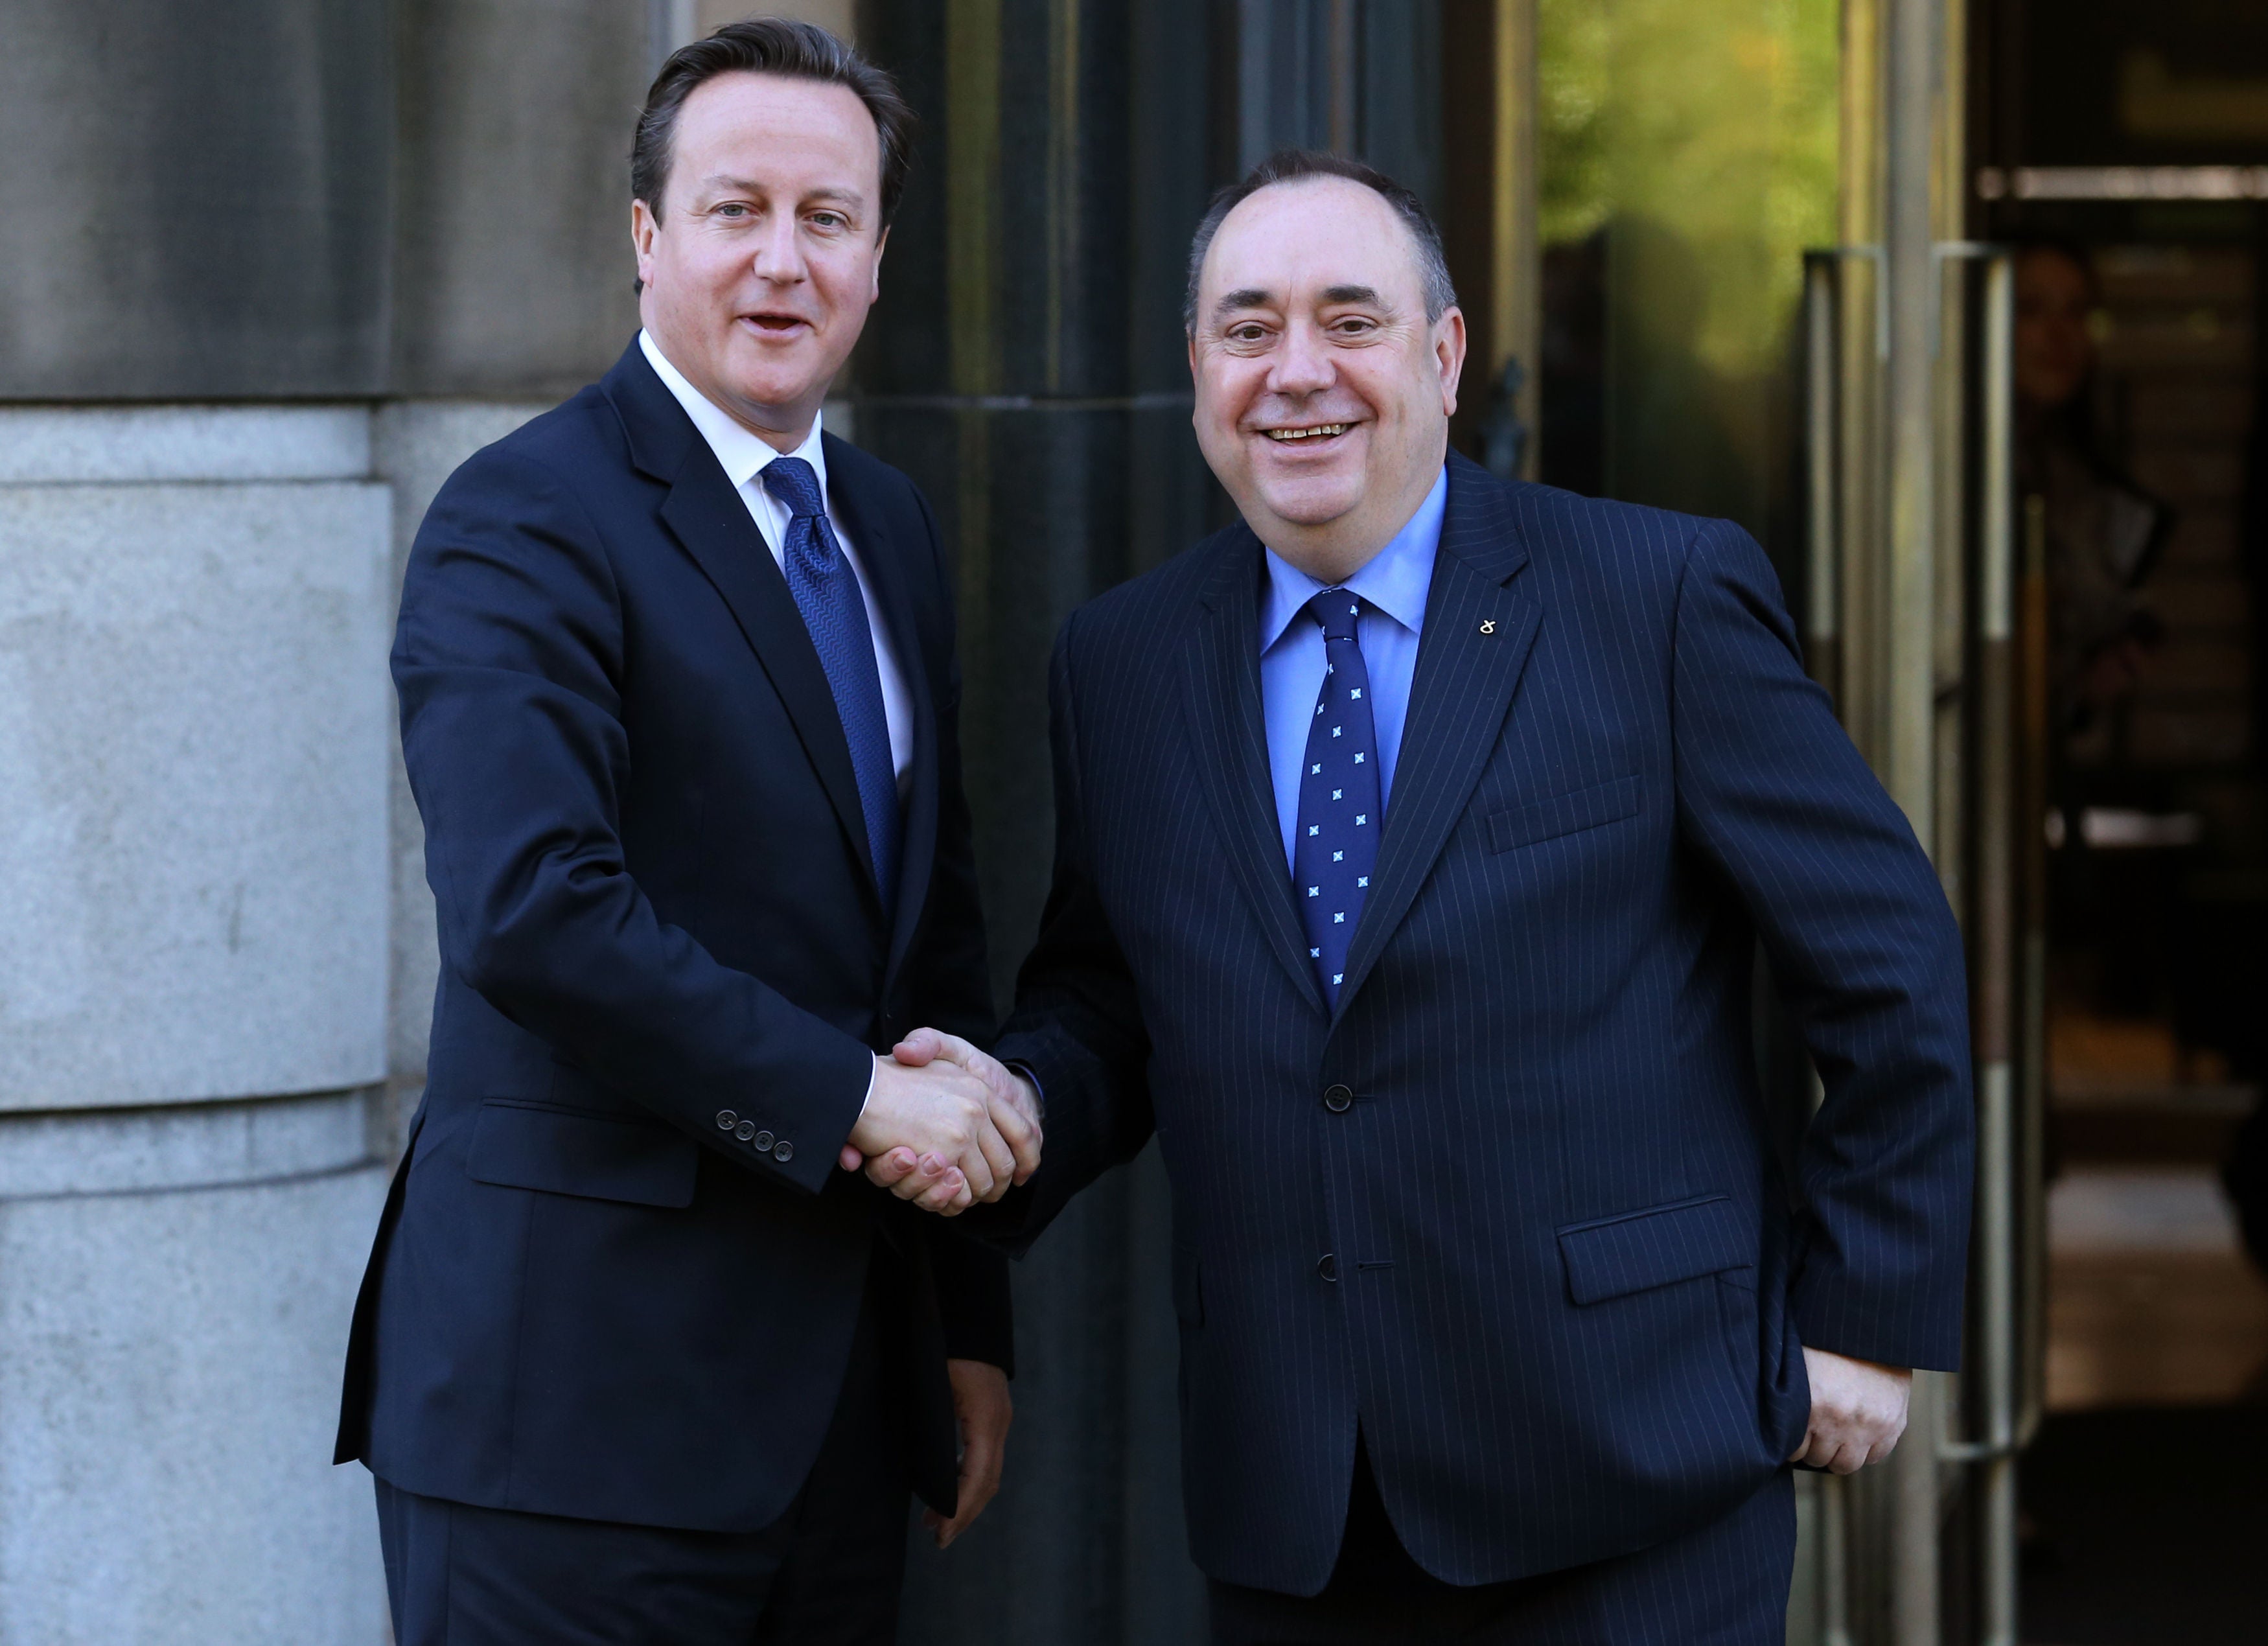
[869,151,1972,1643]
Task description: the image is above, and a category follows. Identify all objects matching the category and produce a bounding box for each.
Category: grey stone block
[0,406,373,485]
[391,0,646,399]
[0,1145,391,1645]
[0,467,391,1111]
[0,1088,379,1200]
[0,0,391,400]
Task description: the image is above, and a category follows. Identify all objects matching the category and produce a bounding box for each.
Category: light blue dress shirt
[1258,466,1448,870]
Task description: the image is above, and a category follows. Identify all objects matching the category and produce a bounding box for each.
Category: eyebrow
[697,176,867,206]
[1211,282,1393,320]
[1213,287,1273,318]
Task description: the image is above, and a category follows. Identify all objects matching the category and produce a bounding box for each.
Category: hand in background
[844,1054,1021,1215]
[1791,1347,1912,1474]
[924,1359,1012,1548]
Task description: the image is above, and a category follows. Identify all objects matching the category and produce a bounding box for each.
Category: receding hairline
[1209,168,1407,235]
[679,63,882,115]
[671,70,886,152]
[1195,176,1437,320]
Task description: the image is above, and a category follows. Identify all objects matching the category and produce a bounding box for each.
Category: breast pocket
[466,1098,700,1209]
[1487,773,1641,853]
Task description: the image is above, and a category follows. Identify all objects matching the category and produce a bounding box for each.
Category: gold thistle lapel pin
[1479,618,1498,635]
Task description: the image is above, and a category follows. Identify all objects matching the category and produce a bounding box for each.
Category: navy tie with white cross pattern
[1292,590,1382,1008]
[759,456,899,914]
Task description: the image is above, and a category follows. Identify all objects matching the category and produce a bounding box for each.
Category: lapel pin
[1479,618,1497,635]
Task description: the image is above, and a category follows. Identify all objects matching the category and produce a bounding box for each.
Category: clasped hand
[838,1030,1043,1214]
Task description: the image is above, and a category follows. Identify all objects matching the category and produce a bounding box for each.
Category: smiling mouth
[1262,423,1353,443]
[743,314,809,334]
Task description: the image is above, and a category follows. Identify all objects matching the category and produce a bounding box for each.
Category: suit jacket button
[754,1131,775,1152]
[1317,1254,1338,1282]
[773,1141,794,1163]
[715,1110,738,1130]
[1323,1084,1354,1113]
[735,1120,756,1141]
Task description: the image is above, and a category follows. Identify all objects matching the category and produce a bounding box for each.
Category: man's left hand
[925,1359,1012,1548]
[1792,1347,1912,1474]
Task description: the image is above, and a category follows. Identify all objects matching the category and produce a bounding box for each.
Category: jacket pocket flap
[467,1100,699,1209]
[1558,1193,1749,1305]
[1488,774,1640,853]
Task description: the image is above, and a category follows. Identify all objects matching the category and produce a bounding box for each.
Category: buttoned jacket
[334,342,1008,1532]
[990,452,1973,1593]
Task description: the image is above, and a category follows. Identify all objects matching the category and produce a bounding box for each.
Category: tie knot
[1306,589,1365,644]
[760,456,826,520]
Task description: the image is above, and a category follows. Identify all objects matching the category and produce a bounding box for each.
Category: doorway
[1525,0,2268,1640]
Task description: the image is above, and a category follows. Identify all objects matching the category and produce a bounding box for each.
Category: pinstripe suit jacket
[989,451,1972,1594]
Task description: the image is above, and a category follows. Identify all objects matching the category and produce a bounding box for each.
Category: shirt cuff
[1001,1060,1047,1121]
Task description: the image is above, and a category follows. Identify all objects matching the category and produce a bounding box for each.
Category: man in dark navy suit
[879,151,1973,1642]
[333,22,1039,1644]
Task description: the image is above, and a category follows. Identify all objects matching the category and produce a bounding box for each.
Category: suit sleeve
[901,478,1015,1372]
[393,445,873,1195]
[1671,517,1974,1372]
[975,615,1159,1255]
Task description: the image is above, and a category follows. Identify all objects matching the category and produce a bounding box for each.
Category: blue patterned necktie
[759,456,899,910]
[1293,590,1382,1008]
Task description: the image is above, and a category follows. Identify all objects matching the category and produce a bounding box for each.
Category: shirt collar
[638,328,827,496]
[1258,465,1448,653]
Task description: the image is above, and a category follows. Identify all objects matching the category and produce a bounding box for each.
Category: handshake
[837,1029,1043,1214]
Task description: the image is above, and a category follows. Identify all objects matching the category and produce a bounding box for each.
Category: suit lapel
[1179,529,1328,1014]
[607,347,882,919]
[825,436,938,989]
[1336,457,1542,1012]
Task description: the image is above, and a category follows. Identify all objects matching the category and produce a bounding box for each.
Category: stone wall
[0,406,396,1643]
[0,0,628,1632]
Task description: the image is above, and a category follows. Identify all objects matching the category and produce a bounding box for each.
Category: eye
[1332,316,1377,335]
[1227,323,1270,343]
[715,202,752,219]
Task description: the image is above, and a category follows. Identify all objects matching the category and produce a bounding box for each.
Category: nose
[1267,317,1335,396]
[749,213,807,285]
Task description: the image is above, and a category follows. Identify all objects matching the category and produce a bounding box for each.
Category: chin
[721,356,824,415]
[1253,470,1365,530]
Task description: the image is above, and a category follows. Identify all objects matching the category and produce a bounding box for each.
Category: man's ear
[1186,330,1205,439]
[870,224,890,305]
[1434,305,1468,421]
[631,198,659,290]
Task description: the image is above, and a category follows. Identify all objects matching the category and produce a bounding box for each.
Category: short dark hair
[2013,236,2101,303]
[1184,150,1457,332]
[631,18,915,230]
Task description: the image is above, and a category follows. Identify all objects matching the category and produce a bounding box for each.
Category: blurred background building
[0,1,2262,1642]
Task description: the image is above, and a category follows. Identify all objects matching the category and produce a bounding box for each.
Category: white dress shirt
[638,329,914,791]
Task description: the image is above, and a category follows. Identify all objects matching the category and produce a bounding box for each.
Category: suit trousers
[375,1255,912,1645]
[1209,1435,1796,1645]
